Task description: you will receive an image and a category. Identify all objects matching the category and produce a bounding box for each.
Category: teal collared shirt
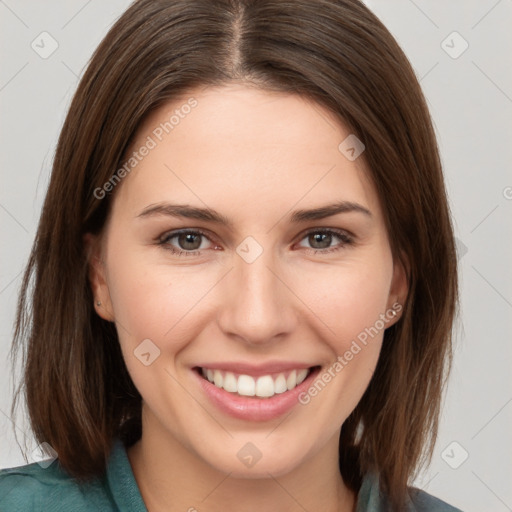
[0,439,463,511]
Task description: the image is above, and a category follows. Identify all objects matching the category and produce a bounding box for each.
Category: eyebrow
[136,200,372,227]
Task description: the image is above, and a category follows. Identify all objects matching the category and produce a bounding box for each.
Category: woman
[0,0,461,510]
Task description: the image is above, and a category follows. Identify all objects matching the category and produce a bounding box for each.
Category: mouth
[193,363,322,421]
[194,366,319,399]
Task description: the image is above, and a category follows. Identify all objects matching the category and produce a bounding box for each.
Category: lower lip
[193,367,321,422]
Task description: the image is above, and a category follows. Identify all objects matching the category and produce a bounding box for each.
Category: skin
[87,83,408,512]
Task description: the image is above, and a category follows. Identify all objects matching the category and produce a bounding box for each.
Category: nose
[216,245,297,346]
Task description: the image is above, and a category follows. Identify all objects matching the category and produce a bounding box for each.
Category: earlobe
[83,233,115,322]
[387,251,410,326]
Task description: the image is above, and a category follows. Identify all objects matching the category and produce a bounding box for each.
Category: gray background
[1,1,511,510]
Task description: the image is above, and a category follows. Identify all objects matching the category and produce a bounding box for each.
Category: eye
[157,227,354,257]
[297,228,353,254]
[158,229,216,256]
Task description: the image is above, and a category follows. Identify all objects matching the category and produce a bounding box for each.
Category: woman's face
[89,84,407,478]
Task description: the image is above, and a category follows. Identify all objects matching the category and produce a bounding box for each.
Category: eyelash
[157,228,354,257]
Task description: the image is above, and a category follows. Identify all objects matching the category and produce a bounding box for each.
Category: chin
[201,441,307,479]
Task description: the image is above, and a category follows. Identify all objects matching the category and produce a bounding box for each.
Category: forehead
[111,84,381,224]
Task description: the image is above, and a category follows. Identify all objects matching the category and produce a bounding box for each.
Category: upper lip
[194,361,317,377]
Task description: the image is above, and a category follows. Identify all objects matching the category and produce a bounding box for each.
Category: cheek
[292,251,393,416]
[104,243,217,353]
[295,257,393,347]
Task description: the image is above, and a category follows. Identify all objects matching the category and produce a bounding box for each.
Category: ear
[83,233,115,322]
[386,250,409,327]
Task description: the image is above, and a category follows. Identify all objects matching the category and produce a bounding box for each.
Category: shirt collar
[106,438,148,511]
[356,471,420,512]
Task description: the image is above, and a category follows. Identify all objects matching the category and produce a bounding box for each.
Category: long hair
[10,1,459,509]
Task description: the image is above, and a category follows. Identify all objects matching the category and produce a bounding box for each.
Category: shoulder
[357,472,464,512]
[407,486,464,512]
[0,459,111,512]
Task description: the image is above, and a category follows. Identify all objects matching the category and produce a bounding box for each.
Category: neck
[127,412,356,512]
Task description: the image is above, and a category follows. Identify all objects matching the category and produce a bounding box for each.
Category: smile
[193,362,322,421]
[199,367,312,398]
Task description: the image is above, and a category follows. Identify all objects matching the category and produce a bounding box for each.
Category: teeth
[238,375,256,396]
[274,374,287,394]
[286,370,296,390]
[201,368,311,398]
[223,372,238,392]
[213,370,223,388]
[255,375,274,397]
[296,369,309,385]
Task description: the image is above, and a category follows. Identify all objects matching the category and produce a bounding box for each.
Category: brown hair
[10,0,459,509]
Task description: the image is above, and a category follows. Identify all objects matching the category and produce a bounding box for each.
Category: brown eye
[176,232,203,250]
[159,229,213,255]
[297,229,353,253]
[308,232,333,249]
